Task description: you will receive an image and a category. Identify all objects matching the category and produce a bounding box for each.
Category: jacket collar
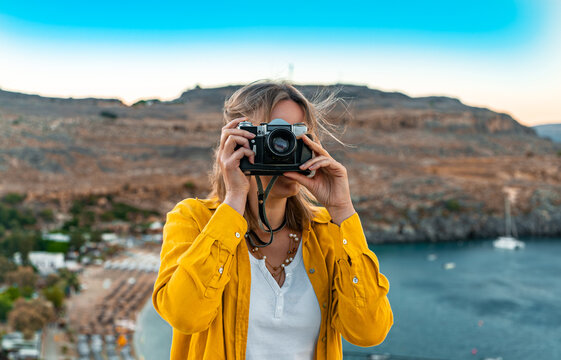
[310,207,332,224]
[196,197,220,209]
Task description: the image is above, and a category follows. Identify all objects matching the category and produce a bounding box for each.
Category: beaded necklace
[248,233,300,285]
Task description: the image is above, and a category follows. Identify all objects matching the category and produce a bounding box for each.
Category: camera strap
[246,175,286,248]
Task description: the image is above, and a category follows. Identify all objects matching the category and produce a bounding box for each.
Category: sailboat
[493,191,525,250]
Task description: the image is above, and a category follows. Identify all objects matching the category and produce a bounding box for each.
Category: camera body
[237,118,313,175]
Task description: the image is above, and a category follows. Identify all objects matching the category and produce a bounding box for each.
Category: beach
[65,247,160,358]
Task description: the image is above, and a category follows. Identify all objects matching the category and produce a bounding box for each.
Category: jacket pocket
[337,258,366,308]
[204,245,234,298]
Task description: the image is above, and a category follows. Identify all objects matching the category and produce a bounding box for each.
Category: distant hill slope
[174,84,534,135]
[533,123,561,143]
[1,85,534,134]
[1,84,560,242]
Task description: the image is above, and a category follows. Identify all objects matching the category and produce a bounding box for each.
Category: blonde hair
[209,80,343,232]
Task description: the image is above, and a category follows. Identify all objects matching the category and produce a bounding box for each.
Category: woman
[152,81,393,359]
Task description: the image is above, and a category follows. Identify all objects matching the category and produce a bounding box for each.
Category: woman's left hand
[283,135,356,225]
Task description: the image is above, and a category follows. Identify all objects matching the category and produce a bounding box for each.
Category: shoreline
[133,297,172,360]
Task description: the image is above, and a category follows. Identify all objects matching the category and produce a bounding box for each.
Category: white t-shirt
[246,240,322,359]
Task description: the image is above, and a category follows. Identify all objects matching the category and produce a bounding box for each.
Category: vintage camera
[237,118,313,175]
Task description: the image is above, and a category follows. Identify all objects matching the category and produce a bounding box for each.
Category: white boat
[443,262,456,270]
[493,191,525,250]
[493,236,525,250]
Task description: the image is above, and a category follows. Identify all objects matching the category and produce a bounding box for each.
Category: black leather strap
[246,175,283,248]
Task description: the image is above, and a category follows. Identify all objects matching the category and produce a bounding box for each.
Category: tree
[45,273,61,288]
[3,287,21,301]
[0,230,38,261]
[1,193,26,205]
[0,293,13,321]
[42,286,65,310]
[90,230,103,243]
[8,298,54,339]
[58,269,80,294]
[39,208,55,222]
[69,230,85,250]
[0,255,17,283]
[4,267,37,297]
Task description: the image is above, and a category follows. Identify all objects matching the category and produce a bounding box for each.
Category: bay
[135,238,561,360]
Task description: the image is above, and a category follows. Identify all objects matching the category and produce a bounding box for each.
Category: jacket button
[309,268,315,274]
[218,267,224,274]
[322,302,327,308]
[322,336,327,342]
[353,276,359,284]
[342,239,348,245]
[235,232,241,238]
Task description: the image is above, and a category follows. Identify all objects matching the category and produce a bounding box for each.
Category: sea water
[135,238,561,360]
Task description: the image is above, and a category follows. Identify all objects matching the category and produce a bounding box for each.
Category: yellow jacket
[152,197,393,359]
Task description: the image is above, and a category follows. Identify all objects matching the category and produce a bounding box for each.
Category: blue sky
[0,0,534,31]
[0,0,540,45]
[0,0,559,125]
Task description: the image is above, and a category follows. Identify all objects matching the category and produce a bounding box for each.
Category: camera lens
[267,129,296,157]
[272,137,289,153]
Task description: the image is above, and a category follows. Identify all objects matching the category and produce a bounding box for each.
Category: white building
[41,233,70,243]
[149,221,163,231]
[28,252,65,275]
[101,233,118,242]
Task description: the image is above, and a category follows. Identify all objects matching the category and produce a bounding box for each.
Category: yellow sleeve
[152,199,247,334]
[329,212,394,346]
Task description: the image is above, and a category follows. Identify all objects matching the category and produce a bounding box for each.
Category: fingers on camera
[232,147,255,164]
[224,135,252,153]
[299,155,329,170]
[223,117,248,130]
[301,134,328,156]
[220,129,255,149]
[309,158,331,170]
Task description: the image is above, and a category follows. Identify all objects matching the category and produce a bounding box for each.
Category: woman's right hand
[218,117,256,215]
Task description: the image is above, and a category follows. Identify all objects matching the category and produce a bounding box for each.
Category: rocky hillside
[0,84,560,243]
